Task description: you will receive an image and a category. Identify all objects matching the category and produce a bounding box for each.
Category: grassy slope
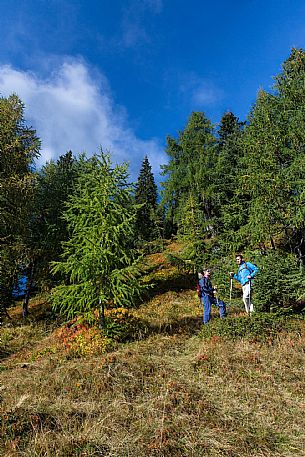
[1,248,305,457]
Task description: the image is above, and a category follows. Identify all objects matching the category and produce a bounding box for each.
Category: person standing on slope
[230,254,258,315]
[198,269,226,324]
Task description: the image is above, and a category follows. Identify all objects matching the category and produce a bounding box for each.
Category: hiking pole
[229,277,233,306]
[214,285,219,306]
[248,279,251,316]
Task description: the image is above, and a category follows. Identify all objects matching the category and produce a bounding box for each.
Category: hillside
[0,247,305,457]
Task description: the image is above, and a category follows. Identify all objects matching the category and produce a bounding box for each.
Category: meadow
[0,249,305,457]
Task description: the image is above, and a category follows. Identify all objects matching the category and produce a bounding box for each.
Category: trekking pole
[248,279,251,316]
[229,277,233,306]
[214,286,219,306]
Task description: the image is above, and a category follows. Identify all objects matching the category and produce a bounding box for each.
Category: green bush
[253,251,305,313]
[199,313,303,341]
[104,308,147,342]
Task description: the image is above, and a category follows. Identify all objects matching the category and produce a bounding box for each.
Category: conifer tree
[178,193,206,267]
[51,153,146,326]
[213,111,246,252]
[238,49,305,258]
[134,156,158,241]
[161,112,217,238]
[273,48,305,261]
[0,95,40,319]
[240,90,287,250]
[31,151,79,289]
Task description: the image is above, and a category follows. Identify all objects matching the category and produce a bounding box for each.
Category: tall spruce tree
[51,153,146,326]
[0,94,40,319]
[161,112,217,238]
[274,48,305,261]
[238,48,305,259]
[31,151,79,290]
[213,111,246,253]
[134,156,158,241]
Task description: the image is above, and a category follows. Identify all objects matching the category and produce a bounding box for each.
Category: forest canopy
[2,48,305,321]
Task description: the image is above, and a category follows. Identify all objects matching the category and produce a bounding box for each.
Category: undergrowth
[199,313,304,342]
[1,245,305,456]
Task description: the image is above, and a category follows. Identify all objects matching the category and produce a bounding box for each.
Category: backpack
[197,282,202,298]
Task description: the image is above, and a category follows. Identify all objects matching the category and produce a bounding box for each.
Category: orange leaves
[56,319,111,357]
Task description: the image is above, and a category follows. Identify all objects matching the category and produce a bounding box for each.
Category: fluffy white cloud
[0,60,165,179]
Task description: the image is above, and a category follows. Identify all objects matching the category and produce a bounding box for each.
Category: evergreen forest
[0,49,305,456]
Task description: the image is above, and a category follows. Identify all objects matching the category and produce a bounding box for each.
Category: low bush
[55,320,113,357]
[253,251,305,312]
[199,313,303,341]
[104,307,147,342]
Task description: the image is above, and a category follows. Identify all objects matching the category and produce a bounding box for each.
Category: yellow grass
[1,257,305,456]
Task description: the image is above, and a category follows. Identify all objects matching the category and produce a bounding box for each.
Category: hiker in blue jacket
[230,254,258,315]
[198,269,226,324]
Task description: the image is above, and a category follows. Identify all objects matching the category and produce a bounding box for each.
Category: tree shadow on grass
[141,314,203,338]
[143,271,196,302]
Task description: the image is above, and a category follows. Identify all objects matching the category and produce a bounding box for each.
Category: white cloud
[0,60,165,179]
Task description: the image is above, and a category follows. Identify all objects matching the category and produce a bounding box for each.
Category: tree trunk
[23,262,34,318]
[0,302,11,326]
[99,298,105,329]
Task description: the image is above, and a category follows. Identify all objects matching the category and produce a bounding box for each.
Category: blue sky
[0,0,305,179]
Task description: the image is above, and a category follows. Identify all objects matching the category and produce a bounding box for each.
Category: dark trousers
[201,294,226,324]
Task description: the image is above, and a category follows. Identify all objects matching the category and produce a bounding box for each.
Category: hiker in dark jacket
[198,269,226,324]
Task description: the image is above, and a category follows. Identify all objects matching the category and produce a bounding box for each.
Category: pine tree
[51,153,146,326]
[134,156,158,241]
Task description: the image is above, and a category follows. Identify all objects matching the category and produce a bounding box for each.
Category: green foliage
[0,94,40,312]
[32,151,79,288]
[177,193,208,266]
[199,313,303,341]
[235,49,305,258]
[51,153,147,324]
[161,112,217,237]
[254,251,305,312]
[214,112,247,252]
[134,156,159,241]
[104,307,146,342]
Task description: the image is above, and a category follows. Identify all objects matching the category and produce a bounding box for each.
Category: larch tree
[51,153,146,327]
[239,49,305,259]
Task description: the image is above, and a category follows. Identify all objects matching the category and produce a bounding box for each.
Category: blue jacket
[199,277,214,297]
[234,261,258,286]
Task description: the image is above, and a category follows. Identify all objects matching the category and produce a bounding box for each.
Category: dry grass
[1,262,305,456]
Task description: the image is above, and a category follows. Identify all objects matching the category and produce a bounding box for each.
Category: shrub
[253,251,305,312]
[56,320,113,357]
[104,307,146,342]
[199,313,303,341]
